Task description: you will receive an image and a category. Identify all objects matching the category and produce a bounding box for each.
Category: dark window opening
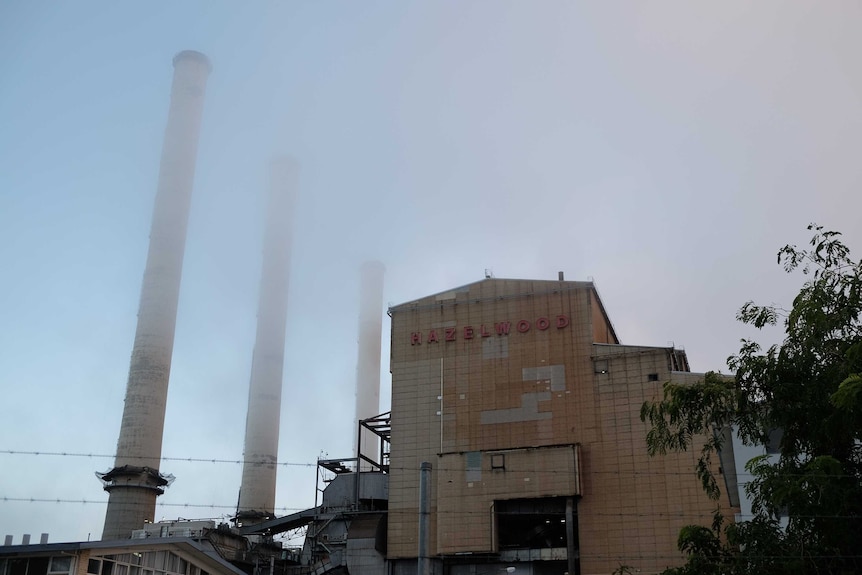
[10,559,30,575]
[490,454,505,470]
[765,428,784,455]
[30,559,50,575]
[7,558,51,575]
[648,373,659,381]
[495,497,576,550]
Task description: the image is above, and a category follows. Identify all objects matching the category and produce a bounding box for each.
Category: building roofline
[592,342,681,352]
[388,277,596,313]
[588,282,620,344]
[0,538,246,575]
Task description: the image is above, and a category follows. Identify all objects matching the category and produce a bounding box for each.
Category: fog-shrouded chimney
[235,157,298,524]
[99,50,211,540]
[354,260,385,467]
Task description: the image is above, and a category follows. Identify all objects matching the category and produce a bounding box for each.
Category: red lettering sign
[410,315,570,343]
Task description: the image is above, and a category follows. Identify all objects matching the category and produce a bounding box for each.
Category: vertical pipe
[100,50,210,540]
[418,461,432,575]
[354,260,385,466]
[439,358,443,453]
[566,497,578,575]
[236,157,298,523]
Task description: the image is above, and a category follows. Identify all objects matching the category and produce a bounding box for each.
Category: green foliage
[832,373,862,429]
[640,225,862,574]
[640,372,736,500]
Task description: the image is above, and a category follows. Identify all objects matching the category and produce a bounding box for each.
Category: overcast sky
[1,1,860,545]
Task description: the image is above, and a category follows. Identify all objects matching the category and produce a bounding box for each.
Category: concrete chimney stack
[236,157,298,523]
[354,261,385,466]
[99,50,210,540]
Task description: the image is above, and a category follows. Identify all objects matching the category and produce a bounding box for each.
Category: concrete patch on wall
[465,451,482,482]
[483,336,509,359]
[522,365,566,391]
[480,392,552,424]
[435,286,470,301]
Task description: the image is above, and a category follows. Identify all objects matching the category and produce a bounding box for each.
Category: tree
[640,225,862,575]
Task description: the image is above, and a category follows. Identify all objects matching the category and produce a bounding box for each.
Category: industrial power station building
[2,275,738,575]
[385,277,736,575]
[1,48,738,575]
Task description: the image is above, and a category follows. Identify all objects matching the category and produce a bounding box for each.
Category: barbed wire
[0,497,306,512]
[0,450,316,467]
[3,449,860,479]
[1,498,859,520]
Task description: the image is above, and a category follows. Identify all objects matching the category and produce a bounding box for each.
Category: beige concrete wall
[590,290,618,344]
[437,446,580,554]
[387,279,734,574]
[581,346,736,573]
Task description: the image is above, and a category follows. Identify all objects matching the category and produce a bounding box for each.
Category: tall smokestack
[355,261,385,466]
[99,50,211,540]
[236,157,298,523]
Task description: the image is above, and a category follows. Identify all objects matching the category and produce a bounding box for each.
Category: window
[89,552,190,575]
[49,558,72,574]
[495,497,574,550]
[10,559,37,575]
[765,428,784,455]
[9,559,29,575]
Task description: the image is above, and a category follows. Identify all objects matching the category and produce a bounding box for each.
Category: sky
[1,0,861,545]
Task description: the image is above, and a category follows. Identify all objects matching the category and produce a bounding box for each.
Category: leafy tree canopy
[640,225,862,575]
